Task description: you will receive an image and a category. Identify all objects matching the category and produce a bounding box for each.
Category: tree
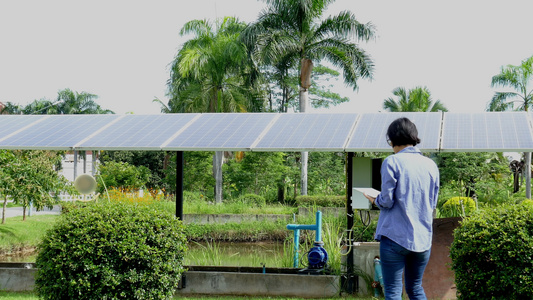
[243,0,375,195]
[224,152,287,196]
[487,55,533,198]
[0,150,16,224]
[0,102,23,114]
[264,64,349,112]
[95,161,151,194]
[2,151,72,221]
[54,88,113,115]
[383,86,448,112]
[162,17,266,203]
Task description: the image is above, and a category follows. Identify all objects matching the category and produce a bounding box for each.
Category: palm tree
[0,102,23,114]
[487,55,533,199]
[162,17,266,203]
[383,86,448,112]
[55,89,113,115]
[243,0,375,195]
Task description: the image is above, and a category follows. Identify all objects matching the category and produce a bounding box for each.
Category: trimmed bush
[450,203,533,299]
[295,195,345,207]
[236,193,266,207]
[36,201,187,300]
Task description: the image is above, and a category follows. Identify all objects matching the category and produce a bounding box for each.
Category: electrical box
[351,188,372,210]
[351,157,382,210]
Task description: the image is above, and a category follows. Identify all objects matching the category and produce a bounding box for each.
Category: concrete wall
[0,266,340,298]
[175,271,340,298]
[0,265,35,292]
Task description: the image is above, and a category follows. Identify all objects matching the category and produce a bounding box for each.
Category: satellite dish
[74,174,97,195]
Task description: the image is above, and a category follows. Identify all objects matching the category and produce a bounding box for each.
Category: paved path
[2,205,61,218]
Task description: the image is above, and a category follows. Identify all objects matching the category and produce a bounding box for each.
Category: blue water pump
[308,241,328,269]
[286,211,328,270]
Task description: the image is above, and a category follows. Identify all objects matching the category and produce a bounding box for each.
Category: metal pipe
[286,211,323,268]
[176,151,184,220]
[293,229,300,268]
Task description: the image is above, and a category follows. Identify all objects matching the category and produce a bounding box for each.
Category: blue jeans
[379,236,431,300]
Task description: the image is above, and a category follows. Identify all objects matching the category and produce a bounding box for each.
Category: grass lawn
[0,215,58,255]
[0,292,372,299]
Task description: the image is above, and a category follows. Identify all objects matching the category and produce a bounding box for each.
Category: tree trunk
[526,152,531,199]
[513,171,520,193]
[299,88,309,196]
[299,58,312,196]
[2,195,7,224]
[22,206,26,221]
[214,151,223,203]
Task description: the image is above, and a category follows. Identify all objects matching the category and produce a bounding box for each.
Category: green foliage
[435,152,508,196]
[165,152,215,195]
[95,161,151,193]
[224,152,287,197]
[99,150,169,191]
[450,204,533,299]
[35,201,187,300]
[234,193,266,207]
[307,152,345,195]
[0,150,72,216]
[439,197,476,217]
[185,220,288,242]
[383,86,447,112]
[295,195,345,207]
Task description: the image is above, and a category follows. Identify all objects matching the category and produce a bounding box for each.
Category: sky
[1,0,532,115]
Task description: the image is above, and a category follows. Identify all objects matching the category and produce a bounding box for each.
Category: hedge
[36,201,187,300]
[450,202,533,299]
[295,195,345,207]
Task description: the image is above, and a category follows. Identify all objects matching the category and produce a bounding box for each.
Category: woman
[364,117,439,300]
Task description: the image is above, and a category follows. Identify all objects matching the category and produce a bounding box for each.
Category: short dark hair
[386,117,421,147]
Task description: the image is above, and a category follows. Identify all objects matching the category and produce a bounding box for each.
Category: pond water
[0,242,293,268]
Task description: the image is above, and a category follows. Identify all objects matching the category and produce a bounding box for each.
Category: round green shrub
[237,193,266,207]
[450,203,533,299]
[35,201,187,300]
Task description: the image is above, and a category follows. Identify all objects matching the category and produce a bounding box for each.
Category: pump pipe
[286,211,323,268]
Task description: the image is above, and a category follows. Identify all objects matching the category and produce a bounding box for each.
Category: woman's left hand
[363,193,376,205]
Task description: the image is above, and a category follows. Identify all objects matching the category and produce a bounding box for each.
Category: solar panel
[0,115,47,141]
[77,114,200,150]
[252,113,358,151]
[0,115,120,150]
[441,112,533,151]
[345,112,442,152]
[163,113,277,151]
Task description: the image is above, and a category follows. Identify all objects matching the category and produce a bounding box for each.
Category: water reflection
[0,242,290,268]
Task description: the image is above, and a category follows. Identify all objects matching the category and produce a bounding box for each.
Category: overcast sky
[1,0,532,115]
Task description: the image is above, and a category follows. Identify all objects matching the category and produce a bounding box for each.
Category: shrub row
[295,195,345,207]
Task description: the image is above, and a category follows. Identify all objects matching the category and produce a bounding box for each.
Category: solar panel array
[441,112,533,151]
[345,112,442,152]
[1,112,533,152]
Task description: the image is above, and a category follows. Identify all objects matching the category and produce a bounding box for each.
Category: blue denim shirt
[374,146,439,252]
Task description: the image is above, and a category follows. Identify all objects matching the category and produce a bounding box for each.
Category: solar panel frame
[76,114,200,151]
[252,113,358,152]
[162,113,278,151]
[0,115,120,150]
[440,112,533,152]
[345,112,442,152]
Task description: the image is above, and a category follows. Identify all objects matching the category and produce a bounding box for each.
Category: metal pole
[344,152,357,293]
[176,151,184,220]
